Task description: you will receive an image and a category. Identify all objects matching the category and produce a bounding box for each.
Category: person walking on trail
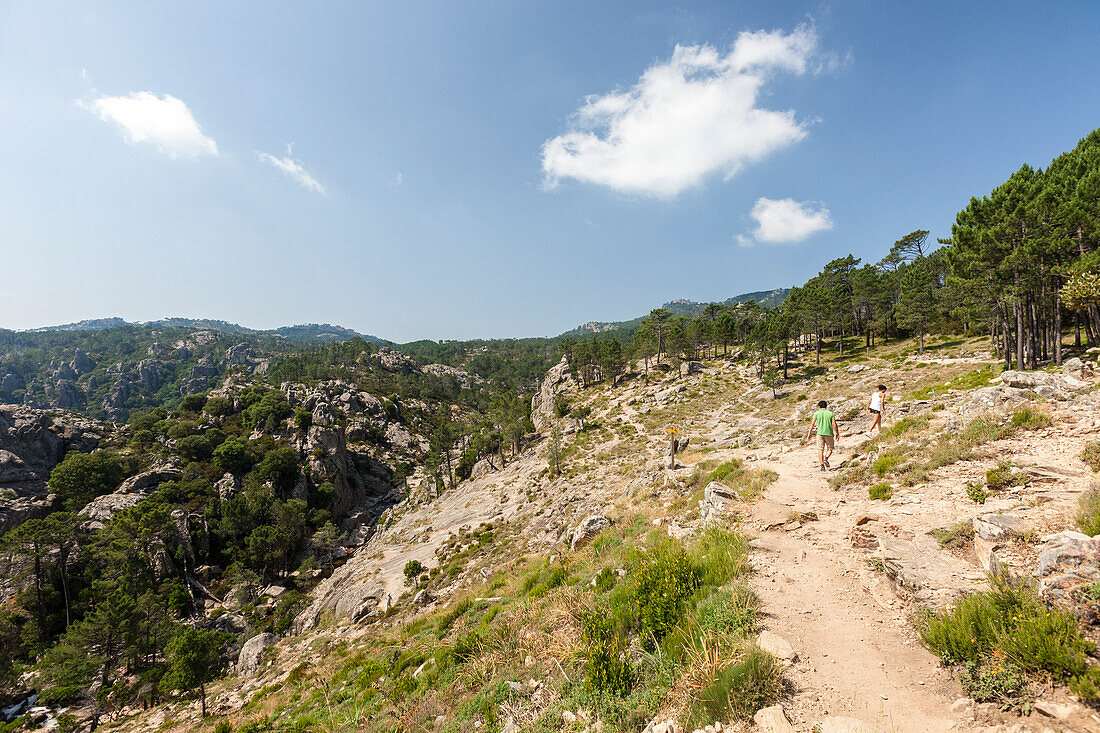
[806,400,841,472]
[866,384,887,437]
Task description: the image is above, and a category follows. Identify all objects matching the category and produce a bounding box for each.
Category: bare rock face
[568,514,612,551]
[878,536,984,608]
[373,347,418,375]
[531,357,576,432]
[0,405,103,533]
[236,632,276,675]
[78,466,182,525]
[1063,357,1096,382]
[1000,369,1088,395]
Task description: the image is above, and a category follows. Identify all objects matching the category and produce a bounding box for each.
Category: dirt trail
[745,443,974,732]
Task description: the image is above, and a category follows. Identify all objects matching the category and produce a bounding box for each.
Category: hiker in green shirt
[805,400,841,472]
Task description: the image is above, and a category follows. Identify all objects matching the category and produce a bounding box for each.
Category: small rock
[949,697,973,713]
[754,704,796,732]
[756,630,796,663]
[524,655,535,668]
[569,515,612,551]
[563,711,576,724]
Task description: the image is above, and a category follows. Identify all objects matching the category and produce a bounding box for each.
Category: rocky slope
[28,339,1100,733]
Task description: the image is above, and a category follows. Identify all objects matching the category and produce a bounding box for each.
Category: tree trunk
[1055,296,1062,366]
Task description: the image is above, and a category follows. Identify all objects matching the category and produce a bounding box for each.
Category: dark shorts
[870,408,881,415]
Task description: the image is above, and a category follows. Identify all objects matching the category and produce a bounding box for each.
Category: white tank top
[870,392,883,411]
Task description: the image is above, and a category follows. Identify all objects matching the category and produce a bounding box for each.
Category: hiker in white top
[866,384,887,436]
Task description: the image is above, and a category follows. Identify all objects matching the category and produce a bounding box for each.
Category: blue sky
[3,2,1100,341]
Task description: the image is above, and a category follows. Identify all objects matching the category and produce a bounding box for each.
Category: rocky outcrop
[54,380,85,410]
[236,632,276,675]
[0,405,103,533]
[225,343,253,365]
[421,363,483,389]
[568,514,611,551]
[180,354,219,394]
[531,357,575,432]
[70,349,94,376]
[373,347,418,375]
[78,466,182,526]
[878,536,985,608]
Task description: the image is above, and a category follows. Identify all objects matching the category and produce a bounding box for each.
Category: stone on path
[756,630,796,663]
[753,705,795,732]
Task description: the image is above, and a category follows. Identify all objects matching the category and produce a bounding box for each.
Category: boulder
[236,632,276,675]
[569,514,612,551]
[641,720,683,733]
[680,361,704,378]
[70,349,94,376]
[1062,357,1096,382]
[1001,369,1088,394]
[847,363,868,373]
[1037,531,1098,577]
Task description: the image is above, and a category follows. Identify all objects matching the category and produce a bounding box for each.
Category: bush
[205,397,235,418]
[175,434,212,462]
[634,542,699,644]
[48,450,126,509]
[872,451,905,477]
[985,462,1028,491]
[179,393,208,413]
[959,661,1027,703]
[930,522,974,549]
[1076,486,1100,537]
[256,447,300,493]
[213,437,253,476]
[695,583,758,638]
[690,646,784,724]
[921,578,1096,690]
[868,483,892,501]
[1082,441,1100,473]
[1010,406,1051,430]
[581,609,632,695]
[966,481,988,504]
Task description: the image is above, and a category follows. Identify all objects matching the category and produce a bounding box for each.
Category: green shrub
[1010,406,1051,430]
[1076,486,1100,537]
[581,609,632,695]
[695,583,758,638]
[1070,667,1100,704]
[1082,441,1100,472]
[594,567,617,592]
[966,481,988,504]
[634,541,699,644]
[204,397,235,417]
[930,522,974,549]
[985,462,1028,491]
[872,451,905,477]
[959,661,1027,703]
[213,722,233,733]
[868,483,892,501]
[921,578,1096,691]
[179,393,208,413]
[690,646,784,724]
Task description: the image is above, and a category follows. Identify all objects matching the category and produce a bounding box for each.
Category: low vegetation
[921,579,1100,706]
[1082,441,1100,473]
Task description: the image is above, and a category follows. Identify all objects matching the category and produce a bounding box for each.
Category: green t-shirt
[813,409,835,436]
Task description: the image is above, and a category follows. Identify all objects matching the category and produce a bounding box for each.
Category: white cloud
[256,145,326,194]
[748,197,833,243]
[541,24,821,197]
[80,91,217,158]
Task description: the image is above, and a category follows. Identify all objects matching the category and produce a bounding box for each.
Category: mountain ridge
[26,318,386,345]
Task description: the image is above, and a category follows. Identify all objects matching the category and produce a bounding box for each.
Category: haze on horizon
[3,1,1100,342]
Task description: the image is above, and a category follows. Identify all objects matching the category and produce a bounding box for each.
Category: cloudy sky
[3,2,1100,341]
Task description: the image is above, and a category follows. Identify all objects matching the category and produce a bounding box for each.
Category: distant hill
[28,318,384,345]
[561,288,789,337]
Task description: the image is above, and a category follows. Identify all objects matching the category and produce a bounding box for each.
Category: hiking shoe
[820,465,825,472]
[824,458,831,468]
